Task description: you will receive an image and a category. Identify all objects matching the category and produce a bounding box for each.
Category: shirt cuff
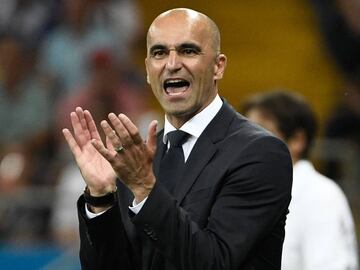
[129,197,148,214]
[85,204,109,219]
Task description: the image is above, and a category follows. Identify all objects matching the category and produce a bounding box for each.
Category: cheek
[197,68,216,89]
[146,62,158,78]
[147,72,161,90]
[147,60,166,72]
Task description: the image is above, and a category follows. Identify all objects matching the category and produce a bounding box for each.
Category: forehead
[147,13,210,48]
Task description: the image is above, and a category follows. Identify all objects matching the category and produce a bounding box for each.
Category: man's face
[145,12,226,127]
[246,108,284,140]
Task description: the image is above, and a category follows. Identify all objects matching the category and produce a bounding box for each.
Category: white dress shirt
[281,160,359,270]
[87,95,223,218]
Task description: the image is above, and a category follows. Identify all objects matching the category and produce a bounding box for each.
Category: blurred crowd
[0,0,161,249]
[0,0,359,267]
[310,0,360,192]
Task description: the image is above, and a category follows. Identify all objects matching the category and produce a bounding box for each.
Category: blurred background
[0,0,359,269]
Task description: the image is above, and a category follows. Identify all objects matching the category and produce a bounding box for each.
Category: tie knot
[167,130,189,148]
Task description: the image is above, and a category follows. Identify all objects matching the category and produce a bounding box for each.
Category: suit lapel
[175,101,237,204]
[175,136,216,204]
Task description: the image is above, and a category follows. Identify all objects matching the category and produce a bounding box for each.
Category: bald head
[147,8,221,54]
[144,8,227,128]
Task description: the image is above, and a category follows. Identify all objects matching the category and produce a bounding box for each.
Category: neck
[167,93,218,129]
[166,115,188,129]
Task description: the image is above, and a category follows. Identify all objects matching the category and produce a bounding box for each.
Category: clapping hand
[63,107,158,204]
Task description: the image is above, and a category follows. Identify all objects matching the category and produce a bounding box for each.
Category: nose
[165,50,182,72]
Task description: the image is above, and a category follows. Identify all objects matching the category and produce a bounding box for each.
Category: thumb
[146,120,158,155]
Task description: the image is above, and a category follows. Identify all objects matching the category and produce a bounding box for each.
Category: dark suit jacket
[77,101,292,270]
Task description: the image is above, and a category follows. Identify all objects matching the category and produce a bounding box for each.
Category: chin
[169,105,200,119]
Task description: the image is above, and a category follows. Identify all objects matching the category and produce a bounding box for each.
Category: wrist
[87,184,116,197]
[134,192,149,204]
[83,186,118,208]
[132,182,154,204]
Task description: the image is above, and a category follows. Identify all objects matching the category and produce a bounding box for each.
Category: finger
[91,138,121,169]
[106,135,115,150]
[84,110,101,140]
[101,120,122,148]
[118,113,143,145]
[146,120,158,155]
[70,111,87,146]
[76,107,90,139]
[62,128,82,159]
[108,113,133,147]
[91,139,117,163]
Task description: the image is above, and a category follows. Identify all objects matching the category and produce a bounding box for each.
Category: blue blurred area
[0,245,80,270]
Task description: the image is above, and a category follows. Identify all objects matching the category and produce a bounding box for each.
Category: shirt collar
[163,94,223,144]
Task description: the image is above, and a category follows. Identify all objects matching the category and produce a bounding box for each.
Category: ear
[214,53,227,80]
[287,129,306,163]
[145,58,150,84]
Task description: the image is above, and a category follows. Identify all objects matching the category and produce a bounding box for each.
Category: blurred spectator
[39,0,141,98]
[51,164,82,248]
[323,77,360,184]
[310,0,360,77]
[0,33,53,243]
[0,33,52,189]
[92,0,142,56]
[0,0,58,49]
[310,0,360,185]
[241,90,358,270]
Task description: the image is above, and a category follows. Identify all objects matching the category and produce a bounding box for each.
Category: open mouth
[163,79,190,96]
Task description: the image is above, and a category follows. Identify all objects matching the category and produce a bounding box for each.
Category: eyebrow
[149,42,203,54]
[177,43,202,53]
[149,44,166,54]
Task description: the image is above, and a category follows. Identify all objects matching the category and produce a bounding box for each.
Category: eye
[151,49,168,59]
[179,48,198,56]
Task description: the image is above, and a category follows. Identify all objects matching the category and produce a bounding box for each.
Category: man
[241,91,359,270]
[63,8,292,270]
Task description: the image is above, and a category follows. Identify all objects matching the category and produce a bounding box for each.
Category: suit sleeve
[131,136,292,270]
[77,196,136,270]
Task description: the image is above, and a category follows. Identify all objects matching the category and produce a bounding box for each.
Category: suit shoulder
[228,113,288,153]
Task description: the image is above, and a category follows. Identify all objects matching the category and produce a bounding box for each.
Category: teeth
[166,79,184,83]
[163,78,190,97]
[163,79,189,96]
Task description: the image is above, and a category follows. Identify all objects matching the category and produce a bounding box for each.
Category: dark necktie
[159,130,189,193]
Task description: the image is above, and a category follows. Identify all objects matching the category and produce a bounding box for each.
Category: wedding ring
[115,146,125,154]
